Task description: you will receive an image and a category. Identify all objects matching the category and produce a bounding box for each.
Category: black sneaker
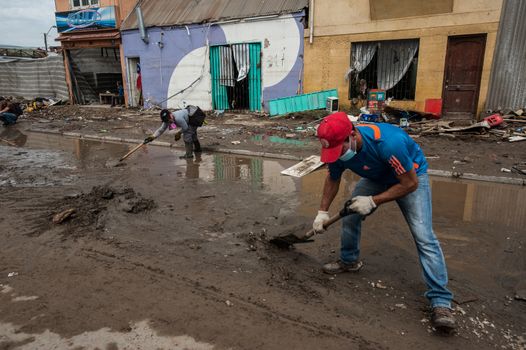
[431,307,457,332]
[322,260,364,274]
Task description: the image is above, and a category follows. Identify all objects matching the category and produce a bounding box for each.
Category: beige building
[304,0,504,120]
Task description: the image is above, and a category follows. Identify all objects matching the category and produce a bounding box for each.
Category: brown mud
[0,108,525,349]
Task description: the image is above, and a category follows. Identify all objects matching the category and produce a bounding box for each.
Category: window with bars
[348,39,419,101]
[71,0,99,9]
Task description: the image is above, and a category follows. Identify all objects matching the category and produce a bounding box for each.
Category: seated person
[0,99,20,126]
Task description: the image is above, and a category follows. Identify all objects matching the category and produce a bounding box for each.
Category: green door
[210,46,229,110]
[248,43,261,112]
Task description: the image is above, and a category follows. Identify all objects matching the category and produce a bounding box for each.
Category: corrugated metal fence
[486,0,526,111]
[0,55,69,100]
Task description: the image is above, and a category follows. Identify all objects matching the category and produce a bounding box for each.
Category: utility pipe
[136,5,148,44]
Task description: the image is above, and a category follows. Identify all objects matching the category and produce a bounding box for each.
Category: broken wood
[52,208,76,224]
[0,138,17,146]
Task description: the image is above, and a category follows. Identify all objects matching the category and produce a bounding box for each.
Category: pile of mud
[48,185,156,238]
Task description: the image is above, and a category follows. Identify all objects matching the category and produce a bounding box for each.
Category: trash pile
[346,90,526,143]
[402,110,526,142]
[25,97,62,112]
[0,96,63,114]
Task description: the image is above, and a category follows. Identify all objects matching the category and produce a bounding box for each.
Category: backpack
[187,105,206,127]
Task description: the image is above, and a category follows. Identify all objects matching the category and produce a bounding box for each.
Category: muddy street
[0,130,525,349]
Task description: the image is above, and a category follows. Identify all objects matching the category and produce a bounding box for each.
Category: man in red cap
[314,111,455,332]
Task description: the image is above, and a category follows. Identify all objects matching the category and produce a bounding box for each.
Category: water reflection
[252,134,306,146]
[17,131,526,231]
[0,128,28,147]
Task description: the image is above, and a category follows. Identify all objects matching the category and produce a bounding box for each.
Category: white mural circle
[167,46,212,110]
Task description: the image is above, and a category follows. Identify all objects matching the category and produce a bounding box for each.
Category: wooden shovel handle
[119,142,145,162]
[303,213,342,239]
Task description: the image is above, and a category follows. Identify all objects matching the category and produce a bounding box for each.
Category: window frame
[348,38,419,102]
[70,0,100,10]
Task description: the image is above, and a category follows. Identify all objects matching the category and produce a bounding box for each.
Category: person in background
[144,106,206,159]
[111,81,125,107]
[0,99,20,126]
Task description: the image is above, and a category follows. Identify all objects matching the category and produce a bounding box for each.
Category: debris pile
[378,107,526,143]
[49,185,156,237]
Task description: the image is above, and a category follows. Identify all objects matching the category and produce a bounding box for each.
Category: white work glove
[313,210,330,234]
[349,196,377,216]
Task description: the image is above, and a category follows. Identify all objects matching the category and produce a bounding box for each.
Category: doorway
[442,34,486,119]
[210,43,261,111]
[126,57,142,107]
[66,47,123,105]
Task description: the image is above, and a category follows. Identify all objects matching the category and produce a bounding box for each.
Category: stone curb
[28,128,525,186]
[29,128,303,161]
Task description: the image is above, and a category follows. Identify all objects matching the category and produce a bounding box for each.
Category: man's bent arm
[320,174,341,211]
[372,169,418,206]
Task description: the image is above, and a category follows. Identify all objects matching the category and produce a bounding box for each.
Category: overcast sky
[0,0,58,48]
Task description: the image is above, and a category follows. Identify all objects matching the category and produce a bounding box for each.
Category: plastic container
[359,114,379,122]
[483,114,504,128]
[424,99,442,118]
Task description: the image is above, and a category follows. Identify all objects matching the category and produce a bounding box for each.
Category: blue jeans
[0,112,18,126]
[341,173,453,308]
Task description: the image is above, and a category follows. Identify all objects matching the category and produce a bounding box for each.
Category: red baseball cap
[317,112,353,163]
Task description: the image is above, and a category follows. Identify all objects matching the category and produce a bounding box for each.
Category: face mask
[339,138,357,161]
[168,122,177,130]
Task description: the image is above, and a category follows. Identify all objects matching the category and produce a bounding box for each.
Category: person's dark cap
[160,109,171,122]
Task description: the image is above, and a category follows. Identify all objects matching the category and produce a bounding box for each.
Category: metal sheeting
[268,89,338,116]
[486,0,526,110]
[0,56,69,100]
[121,0,308,30]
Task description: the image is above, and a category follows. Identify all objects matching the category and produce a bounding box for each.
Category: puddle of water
[5,130,526,231]
[252,134,306,146]
[0,320,214,349]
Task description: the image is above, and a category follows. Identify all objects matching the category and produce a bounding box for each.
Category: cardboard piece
[281,155,324,178]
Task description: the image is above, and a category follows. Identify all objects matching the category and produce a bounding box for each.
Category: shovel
[111,141,149,167]
[270,200,356,249]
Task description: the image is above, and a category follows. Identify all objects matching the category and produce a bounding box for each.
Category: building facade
[120,0,308,111]
[54,0,136,104]
[304,0,504,120]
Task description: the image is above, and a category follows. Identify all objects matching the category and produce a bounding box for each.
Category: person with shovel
[313,111,456,332]
[144,106,206,158]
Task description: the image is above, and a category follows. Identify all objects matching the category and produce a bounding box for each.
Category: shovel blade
[269,234,314,249]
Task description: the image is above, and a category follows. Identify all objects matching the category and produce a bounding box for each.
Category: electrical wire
[147,23,212,109]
